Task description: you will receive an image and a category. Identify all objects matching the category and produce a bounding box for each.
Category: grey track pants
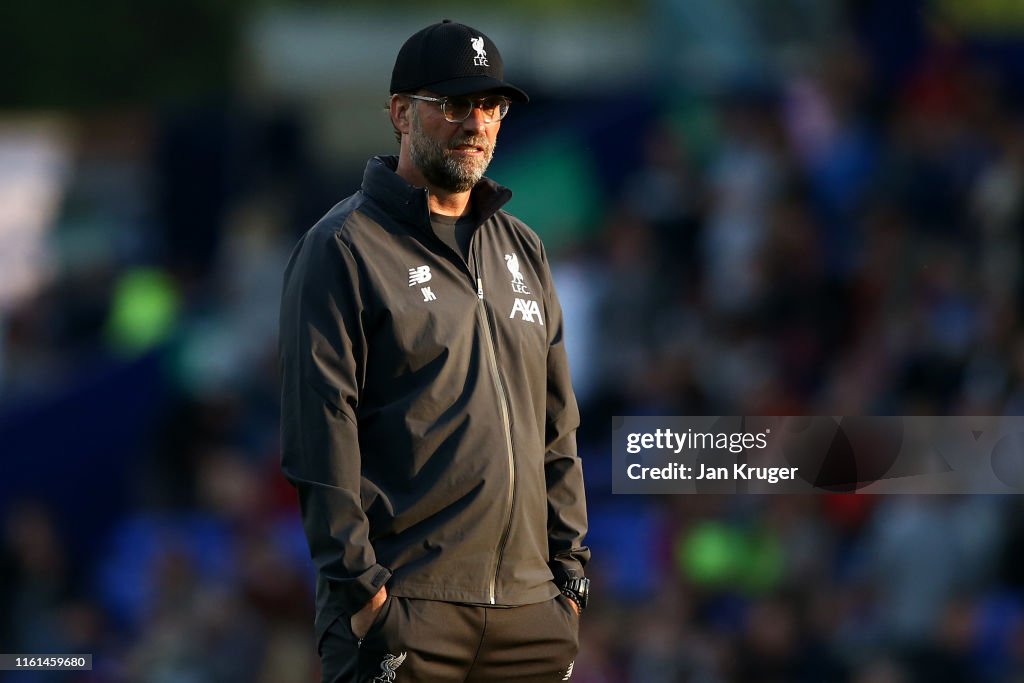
[319,594,580,682]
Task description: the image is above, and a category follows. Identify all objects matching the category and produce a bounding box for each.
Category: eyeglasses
[406,94,511,124]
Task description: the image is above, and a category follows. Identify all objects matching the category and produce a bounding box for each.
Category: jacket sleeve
[278,226,391,618]
[540,245,591,586]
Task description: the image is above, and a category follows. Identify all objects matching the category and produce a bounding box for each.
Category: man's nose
[461,104,490,132]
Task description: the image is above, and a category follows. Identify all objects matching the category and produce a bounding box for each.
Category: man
[279,20,590,682]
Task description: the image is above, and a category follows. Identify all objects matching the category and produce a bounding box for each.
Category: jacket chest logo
[408,265,432,286]
[504,253,530,294]
[409,265,437,303]
[503,253,542,324]
[510,298,543,325]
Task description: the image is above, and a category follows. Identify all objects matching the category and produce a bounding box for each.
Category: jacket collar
[360,155,514,229]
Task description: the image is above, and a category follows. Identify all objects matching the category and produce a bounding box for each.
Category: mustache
[448,136,491,150]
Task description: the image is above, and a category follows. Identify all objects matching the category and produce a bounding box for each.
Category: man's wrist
[366,585,388,610]
[559,577,589,614]
[560,588,582,612]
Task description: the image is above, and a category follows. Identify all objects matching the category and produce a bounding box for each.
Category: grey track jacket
[279,155,590,647]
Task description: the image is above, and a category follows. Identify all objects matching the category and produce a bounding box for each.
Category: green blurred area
[1,0,639,109]
[489,135,603,252]
[677,521,784,593]
[105,268,181,355]
[303,0,641,12]
[1,0,246,108]
[936,0,1024,33]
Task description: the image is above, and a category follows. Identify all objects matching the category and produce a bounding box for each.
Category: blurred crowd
[4,2,1024,682]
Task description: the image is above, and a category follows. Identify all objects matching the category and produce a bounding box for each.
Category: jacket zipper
[475,277,516,605]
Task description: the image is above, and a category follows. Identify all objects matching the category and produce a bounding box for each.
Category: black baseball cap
[390,20,529,103]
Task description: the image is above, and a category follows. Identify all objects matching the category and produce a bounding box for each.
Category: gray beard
[409,109,495,193]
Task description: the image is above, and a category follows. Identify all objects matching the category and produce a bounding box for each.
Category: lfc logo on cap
[471,36,489,66]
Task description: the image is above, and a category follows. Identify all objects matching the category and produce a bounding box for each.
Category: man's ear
[390,95,412,136]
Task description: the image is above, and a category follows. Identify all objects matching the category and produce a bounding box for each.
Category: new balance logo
[562,660,575,680]
[408,265,431,286]
[510,298,543,325]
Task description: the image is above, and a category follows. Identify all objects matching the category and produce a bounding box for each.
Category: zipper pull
[477,278,484,299]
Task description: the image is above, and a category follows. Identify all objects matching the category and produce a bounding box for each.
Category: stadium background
[3,0,1024,680]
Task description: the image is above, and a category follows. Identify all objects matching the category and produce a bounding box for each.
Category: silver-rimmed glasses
[406,94,511,123]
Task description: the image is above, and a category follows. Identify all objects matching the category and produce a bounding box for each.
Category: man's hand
[566,596,580,616]
[350,585,388,639]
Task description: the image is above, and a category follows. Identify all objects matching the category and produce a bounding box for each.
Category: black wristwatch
[560,577,589,614]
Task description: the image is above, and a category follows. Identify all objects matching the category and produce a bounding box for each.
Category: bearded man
[278,20,590,683]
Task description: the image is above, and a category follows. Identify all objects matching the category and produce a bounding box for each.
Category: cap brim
[422,75,529,103]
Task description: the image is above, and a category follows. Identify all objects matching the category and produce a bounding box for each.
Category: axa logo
[504,253,529,294]
[510,298,543,325]
[408,265,431,286]
[471,36,489,66]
